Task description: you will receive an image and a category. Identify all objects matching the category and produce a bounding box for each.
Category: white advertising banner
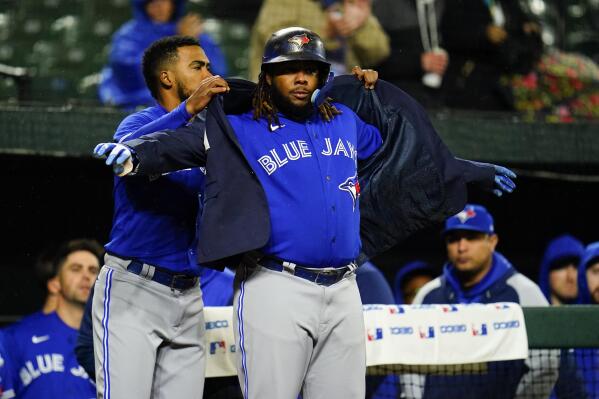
[204,306,237,378]
[363,303,528,366]
[203,303,528,376]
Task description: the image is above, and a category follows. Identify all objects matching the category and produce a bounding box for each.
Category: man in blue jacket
[414,204,553,398]
[92,35,233,399]
[94,27,517,399]
[99,0,228,109]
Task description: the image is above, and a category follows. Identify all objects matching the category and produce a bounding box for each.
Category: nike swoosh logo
[31,335,50,344]
[269,123,285,132]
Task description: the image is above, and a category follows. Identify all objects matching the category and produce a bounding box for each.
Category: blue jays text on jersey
[104,101,206,275]
[228,102,381,268]
[2,312,95,399]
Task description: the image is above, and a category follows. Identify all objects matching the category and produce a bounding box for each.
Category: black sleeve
[455,158,496,192]
[125,118,207,176]
[75,285,95,381]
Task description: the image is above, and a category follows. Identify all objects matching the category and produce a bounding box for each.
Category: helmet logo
[288,33,310,49]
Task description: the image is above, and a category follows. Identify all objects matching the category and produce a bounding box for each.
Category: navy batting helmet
[261,27,330,75]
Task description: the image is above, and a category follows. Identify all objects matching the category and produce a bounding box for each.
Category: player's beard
[177,84,192,103]
[270,84,314,122]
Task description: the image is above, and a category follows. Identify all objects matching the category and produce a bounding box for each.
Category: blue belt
[259,257,354,287]
[127,260,198,291]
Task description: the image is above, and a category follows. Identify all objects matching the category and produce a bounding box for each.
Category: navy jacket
[126,76,495,269]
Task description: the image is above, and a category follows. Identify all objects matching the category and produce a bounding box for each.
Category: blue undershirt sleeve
[116,101,192,143]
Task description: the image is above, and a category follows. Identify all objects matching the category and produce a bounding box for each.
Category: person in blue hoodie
[99,0,228,110]
[538,234,587,399]
[393,260,436,304]
[576,242,599,399]
[539,234,584,305]
[414,204,554,399]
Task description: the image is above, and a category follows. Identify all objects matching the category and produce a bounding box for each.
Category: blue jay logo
[288,33,310,50]
[338,175,361,210]
[456,208,476,223]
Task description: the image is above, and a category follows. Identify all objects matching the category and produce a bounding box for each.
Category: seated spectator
[575,242,599,399]
[2,239,103,398]
[248,0,390,81]
[373,0,448,108]
[393,260,436,304]
[440,0,543,110]
[538,234,584,305]
[99,0,228,110]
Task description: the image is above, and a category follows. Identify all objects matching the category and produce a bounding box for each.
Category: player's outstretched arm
[94,120,208,177]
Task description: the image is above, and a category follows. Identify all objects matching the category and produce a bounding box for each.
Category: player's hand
[469,160,517,197]
[93,143,135,177]
[491,164,517,197]
[352,66,378,89]
[185,75,230,115]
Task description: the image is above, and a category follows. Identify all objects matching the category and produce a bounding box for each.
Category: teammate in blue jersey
[2,239,103,399]
[91,35,232,399]
[0,331,15,399]
[94,27,517,399]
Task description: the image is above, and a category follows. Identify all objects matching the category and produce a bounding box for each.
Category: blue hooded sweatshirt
[99,0,228,109]
[393,260,435,304]
[538,234,584,302]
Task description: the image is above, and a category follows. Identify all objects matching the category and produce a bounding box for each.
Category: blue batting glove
[491,164,517,197]
[93,143,133,176]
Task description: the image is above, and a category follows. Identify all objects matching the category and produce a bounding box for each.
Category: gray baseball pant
[233,264,366,399]
[92,254,206,399]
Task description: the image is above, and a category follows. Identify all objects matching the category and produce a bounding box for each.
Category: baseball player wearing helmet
[94,27,517,399]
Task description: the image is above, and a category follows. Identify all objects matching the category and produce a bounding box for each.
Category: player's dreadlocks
[252,70,342,127]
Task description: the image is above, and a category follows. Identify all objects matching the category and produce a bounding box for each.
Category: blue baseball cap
[443,204,495,236]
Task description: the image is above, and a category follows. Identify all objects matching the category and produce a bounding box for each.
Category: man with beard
[414,204,553,398]
[91,35,234,399]
[1,239,102,398]
[94,27,517,399]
